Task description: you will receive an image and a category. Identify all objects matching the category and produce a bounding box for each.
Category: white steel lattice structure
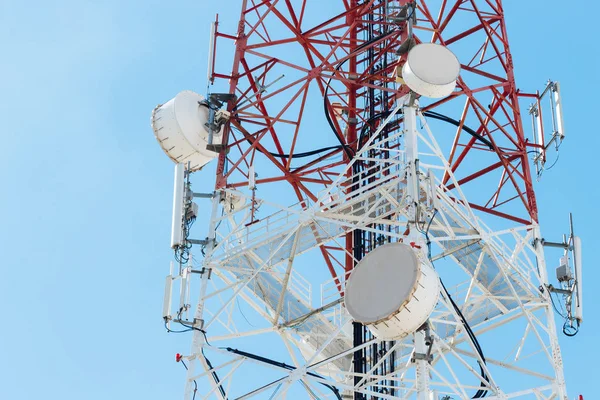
[162,100,568,399]
[154,1,580,399]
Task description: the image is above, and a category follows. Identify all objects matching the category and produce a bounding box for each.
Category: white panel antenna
[553,81,565,139]
[535,98,545,155]
[248,164,256,190]
[170,163,185,249]
[529,80,565,177]
[163,261,174,321]
[179,265,189,313]
[207,20,216,85]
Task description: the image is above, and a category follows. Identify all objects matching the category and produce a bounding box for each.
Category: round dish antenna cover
[402,43,460,98]
[344,242,440,340]
[151,90,223,171]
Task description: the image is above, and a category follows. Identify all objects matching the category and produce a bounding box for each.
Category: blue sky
[0,1,598,399]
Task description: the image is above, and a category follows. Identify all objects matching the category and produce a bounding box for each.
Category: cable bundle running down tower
[152,1,582,399]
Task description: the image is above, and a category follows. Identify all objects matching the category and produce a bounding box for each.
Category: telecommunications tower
[152,1,583,399]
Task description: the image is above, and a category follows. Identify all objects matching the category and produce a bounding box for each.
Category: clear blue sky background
[0,1,597,399]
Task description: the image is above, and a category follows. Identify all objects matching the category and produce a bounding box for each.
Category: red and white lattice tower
[154,1,582,399]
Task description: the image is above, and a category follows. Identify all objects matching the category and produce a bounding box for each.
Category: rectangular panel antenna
[170,163,185,248]
[553,82,565,139]
[207,19,217,84]
[249,165,256,190]
[179,265,189,313]
[163,272,173,320]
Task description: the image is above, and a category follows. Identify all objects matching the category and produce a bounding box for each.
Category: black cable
[356,110,493,152]
[231,125,346,160]
[439,278,489,398]
[549,293,568,319]
[423,110,494,150]
[236,57,492,163]
[563,319,579,337]
[201,347,227,399]
[236,297,255,327]
[424,211,489,398]
[424,209,438,260]
[214,207,225,235]
[540,152,560,175]
[322,29,403,160]
[174,311,215,347]
[323,59,356,160]
[176,320,204,333]
[547,287,579,337]
[174,195,196,265]
[224,347,343,400]
[296,106,493,163]
[357,110,396,149]
[252,29,402,161]
[232,17,492,167]
[237,35,396,162]
[180,360,198,400]
[167,312,227,398]
[237,377,287,399]
[269,145,345,159]
[165,320,193,333]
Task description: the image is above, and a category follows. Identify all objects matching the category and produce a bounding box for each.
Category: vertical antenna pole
[404,97,420,214]
[184,193,224,400]
[533,226,568,399]
[573,236,583,323]
[414,330,431,400]
[535,95,546,165]
[404,96,431,400]
[346,3,363,399]
[207,18,217,87]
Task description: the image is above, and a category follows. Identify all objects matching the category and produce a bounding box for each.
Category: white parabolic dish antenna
[402,43,460,98]
[344,242,440,340]
[151,90,223,171]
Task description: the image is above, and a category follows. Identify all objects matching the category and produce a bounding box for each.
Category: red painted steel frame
[210,0,538,282]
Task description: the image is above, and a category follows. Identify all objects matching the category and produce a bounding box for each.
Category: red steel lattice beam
[211,0,538,285]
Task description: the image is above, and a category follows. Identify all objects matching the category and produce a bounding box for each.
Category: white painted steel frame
[173,98,568,400]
